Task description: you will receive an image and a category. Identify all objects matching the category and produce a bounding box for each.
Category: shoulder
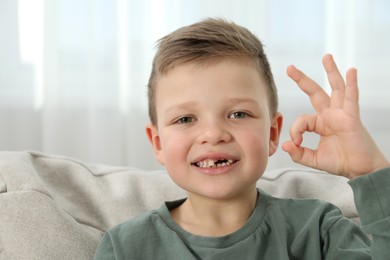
[94,209,163,259]
[107,205,168,243]
[101,199,186,249]
[95,200,189,259]
[261,191,346,234]
[264,190,341,215]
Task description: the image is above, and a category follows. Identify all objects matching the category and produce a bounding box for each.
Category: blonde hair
[147,18,278,125]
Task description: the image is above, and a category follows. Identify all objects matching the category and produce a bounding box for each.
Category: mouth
[191,159,238,168]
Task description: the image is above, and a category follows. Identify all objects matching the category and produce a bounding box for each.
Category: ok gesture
[282,54,389,179]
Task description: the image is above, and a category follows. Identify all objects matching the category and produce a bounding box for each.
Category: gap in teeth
[195,159,235,168]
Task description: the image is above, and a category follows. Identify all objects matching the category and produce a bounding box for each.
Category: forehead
[156,57,267,92]
[155,59,269,108]
[159,56,261,77]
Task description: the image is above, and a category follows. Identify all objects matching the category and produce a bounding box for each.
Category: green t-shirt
[94,168,390,259]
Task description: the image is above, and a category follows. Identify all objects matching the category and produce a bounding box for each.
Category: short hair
[147,18,278,126]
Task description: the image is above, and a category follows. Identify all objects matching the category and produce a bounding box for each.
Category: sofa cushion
[0,151,357,259]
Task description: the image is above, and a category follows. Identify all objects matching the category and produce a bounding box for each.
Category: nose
[196,121,232,145]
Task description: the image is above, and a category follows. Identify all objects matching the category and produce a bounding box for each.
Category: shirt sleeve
[348,167,390,259]
[94,232,120,260]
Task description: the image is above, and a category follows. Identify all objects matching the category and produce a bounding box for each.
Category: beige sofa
[0,151,358,259]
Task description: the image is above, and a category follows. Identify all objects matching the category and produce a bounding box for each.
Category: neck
[171,188,258,237]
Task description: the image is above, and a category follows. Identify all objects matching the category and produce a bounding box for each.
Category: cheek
[161,133,193,186]
[253,134,270,156]
[245,123,270,144]
[248,133,270,176]
[160,132,191,164]
[242,127,270,158]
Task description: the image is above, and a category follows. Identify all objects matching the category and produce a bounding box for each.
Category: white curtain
[1,0,389,170]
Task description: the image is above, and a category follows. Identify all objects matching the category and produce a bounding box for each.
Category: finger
[322,54,346,109]
[344,67,360,117]
[282,141,318,169]
[287,65,330,113]
[288,114,318,146]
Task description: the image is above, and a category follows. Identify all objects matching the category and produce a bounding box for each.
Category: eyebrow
[164,98,259,114]
[164,102,198,115]
[228,98,259,106]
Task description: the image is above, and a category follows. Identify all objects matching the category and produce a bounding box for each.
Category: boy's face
[146,59,282,200]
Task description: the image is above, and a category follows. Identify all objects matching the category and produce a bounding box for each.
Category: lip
[190,152,239,175]
[191,152,239,163]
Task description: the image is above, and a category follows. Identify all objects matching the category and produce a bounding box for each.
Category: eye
[176,116,194,124]
[228,111,248,119]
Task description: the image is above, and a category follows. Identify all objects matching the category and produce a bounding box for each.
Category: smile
[192,159,237,168]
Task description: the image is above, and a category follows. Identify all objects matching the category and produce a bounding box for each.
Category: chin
[188,185,256,201]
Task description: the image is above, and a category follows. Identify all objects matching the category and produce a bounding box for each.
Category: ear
[145,123,165,165]
[269,112,283,156]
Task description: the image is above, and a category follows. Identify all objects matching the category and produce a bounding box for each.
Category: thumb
[282,140,316,168]
[282,141,302,161]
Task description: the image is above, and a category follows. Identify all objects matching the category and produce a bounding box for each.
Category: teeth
[195,159,235,168]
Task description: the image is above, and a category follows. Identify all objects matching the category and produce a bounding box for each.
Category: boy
[95,18,390,259]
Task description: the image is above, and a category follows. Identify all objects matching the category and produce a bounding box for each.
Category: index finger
[287,65,330,112]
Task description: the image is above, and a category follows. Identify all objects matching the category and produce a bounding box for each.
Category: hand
[282,54,389,179]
